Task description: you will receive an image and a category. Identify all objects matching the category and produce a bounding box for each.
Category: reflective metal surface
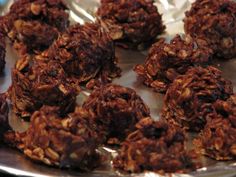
[0,0,235,176]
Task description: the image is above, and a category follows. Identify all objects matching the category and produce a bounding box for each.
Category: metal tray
[0,0,236,176]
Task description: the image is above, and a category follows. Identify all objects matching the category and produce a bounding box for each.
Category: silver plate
[0,0,236,176]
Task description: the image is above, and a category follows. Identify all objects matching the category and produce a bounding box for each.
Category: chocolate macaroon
[184,0,236,59]
[97,0,165,49]
[161,66,233,132]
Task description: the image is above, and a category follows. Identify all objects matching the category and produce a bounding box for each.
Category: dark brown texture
[184,0,236,59]
[214,94,236,124]
[1,0,69,55]
[4,106,101,170]
[0,32,6,73]
[41,22,121,85]
[0,94,10,140]
[83,84,150,145]
[97,0,165,49]
[134,35,212,93]
[0,16,6,73]
[113,117,201,173]
[194,117,236,160]
[194,94,236,160]
[9,56,79,119]
[161,66,233,132]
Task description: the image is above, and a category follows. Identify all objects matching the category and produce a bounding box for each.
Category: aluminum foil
[0,0,236,176]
